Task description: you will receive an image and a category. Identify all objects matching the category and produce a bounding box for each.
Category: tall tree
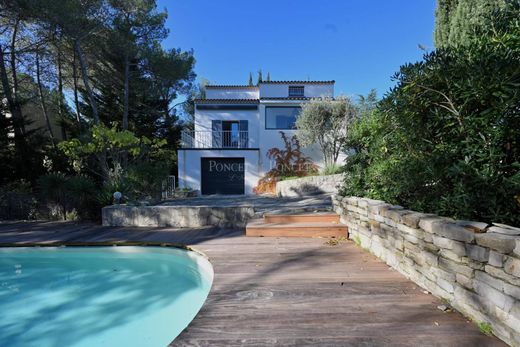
[257,69,263,85]
[0,0,196,184]
[109,0,168,130]
[33,0,109,124]
[0,5,27,144]
[183,78,208,126]
[35,50,55,143]
[248,72,253,86]
[434,0,514,47]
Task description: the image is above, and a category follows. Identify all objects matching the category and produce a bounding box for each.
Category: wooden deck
[0,221,506,347]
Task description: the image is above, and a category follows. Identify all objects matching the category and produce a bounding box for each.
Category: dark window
[265,107,301,129]
[288,86,304,97]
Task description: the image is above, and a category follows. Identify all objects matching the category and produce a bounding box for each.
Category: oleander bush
[342,10,520,225]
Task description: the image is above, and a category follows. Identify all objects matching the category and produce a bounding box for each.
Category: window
[265,107,301,129]
[212,120,249,148]
[288,86,304,97]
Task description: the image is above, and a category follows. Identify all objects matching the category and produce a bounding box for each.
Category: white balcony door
[212,120,248,148]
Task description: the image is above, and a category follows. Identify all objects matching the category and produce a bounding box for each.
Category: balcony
[181,130,250,149]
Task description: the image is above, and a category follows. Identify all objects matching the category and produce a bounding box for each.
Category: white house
[178,80,335,195]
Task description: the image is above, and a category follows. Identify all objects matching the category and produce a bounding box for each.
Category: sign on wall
[201,158,245,195]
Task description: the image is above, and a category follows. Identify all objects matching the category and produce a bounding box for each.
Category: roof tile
[194,98,259,104]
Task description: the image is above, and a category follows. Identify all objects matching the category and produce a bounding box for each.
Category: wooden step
[246,220,348,238]
[264,213,340,224]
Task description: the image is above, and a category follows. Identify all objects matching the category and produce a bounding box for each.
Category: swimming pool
[0,245,213,347]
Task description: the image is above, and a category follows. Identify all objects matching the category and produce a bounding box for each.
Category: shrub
[0,180,39,220]
[342,16,520,225]
[320,163,344,176]
[254,132,318,194]
[125,162,171,202]
[37,173,69,219]
[37,173,98,220]
[96,179,130,207]
[66,175,98,220]
[58,123,167,183]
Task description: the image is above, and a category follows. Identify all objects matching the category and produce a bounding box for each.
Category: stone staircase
[246,212,348,238]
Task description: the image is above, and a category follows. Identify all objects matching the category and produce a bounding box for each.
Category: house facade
[178,80,335,195]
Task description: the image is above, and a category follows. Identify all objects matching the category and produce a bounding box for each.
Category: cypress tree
[257,69,263,85]
[434,0,514,48]
[248,72,253,86]
[266,71,270,82]
[434,0,458,47]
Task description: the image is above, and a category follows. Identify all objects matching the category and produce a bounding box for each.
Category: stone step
[246,220,348,238]
[264,213,340,224]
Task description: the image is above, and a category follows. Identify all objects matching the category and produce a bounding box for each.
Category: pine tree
[257,69,263,85]
[248,72,253,86]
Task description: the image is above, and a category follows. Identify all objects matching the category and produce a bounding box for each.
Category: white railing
[181,130,250,149]
[161,175,176,199]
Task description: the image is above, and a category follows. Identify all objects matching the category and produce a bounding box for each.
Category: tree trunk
[10,19,21,121]
[0,45,25,143]
[74,39,99,124]
[72,49,82,125]
[8,19,25,136]
[35,52,55,144]
[123,53,129,130]
[121,53,130,169]
[56,46,67,140]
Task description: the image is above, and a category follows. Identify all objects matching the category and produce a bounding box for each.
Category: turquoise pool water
[0,246,213,347]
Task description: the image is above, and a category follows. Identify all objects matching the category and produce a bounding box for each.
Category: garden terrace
[332,195,520,347]
[102,195,334,228]
[0,221,506,347]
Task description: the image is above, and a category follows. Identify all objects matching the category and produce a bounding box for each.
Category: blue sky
[159,0,436,98]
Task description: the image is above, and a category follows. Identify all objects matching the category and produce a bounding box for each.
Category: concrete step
[264,213,340,224]
[246,220,348,238]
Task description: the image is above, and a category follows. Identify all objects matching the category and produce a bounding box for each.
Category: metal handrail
[181,130,250,149]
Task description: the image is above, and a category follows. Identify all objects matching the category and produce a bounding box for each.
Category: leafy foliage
[342,17,520,225]
[58,123,167,182]
[254,132,317,195]
[296,96,358,166]
[434,0,516,48]
[320,163,344,176]
[0,0,194,220]
[37,173,97,220]
[125,161,170,202]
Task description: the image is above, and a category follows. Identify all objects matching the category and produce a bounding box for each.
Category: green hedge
[342,14,520,225]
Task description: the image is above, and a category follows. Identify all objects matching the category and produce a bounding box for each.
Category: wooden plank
[264,213,340,223]
[246,221,348,237]
[0,222,506,347]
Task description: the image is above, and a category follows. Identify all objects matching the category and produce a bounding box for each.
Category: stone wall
[332,195,520,347]
[276,174,344,198]
[102,205,255,228]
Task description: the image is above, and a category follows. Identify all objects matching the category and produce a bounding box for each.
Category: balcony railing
[181,130,250,149]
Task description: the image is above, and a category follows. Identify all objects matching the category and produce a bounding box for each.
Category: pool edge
[0,241,211,261]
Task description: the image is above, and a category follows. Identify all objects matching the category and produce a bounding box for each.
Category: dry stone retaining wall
[276,174,344,197]
[102,205,255,228]
[332,195,520,347]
